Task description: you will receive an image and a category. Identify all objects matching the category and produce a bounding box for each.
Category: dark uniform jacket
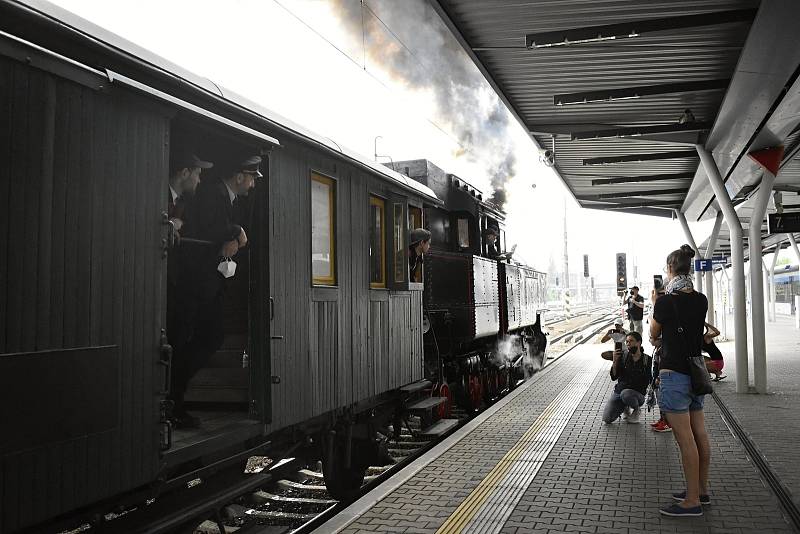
[182,178,243,295]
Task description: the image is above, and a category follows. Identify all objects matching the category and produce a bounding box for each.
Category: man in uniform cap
[482,226,501,259]
[168,153,213,234]
[408,228,431,282]
[167,154,261,428]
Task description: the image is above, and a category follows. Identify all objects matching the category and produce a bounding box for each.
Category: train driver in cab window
[482,226,501,259]
[409,228,431,282]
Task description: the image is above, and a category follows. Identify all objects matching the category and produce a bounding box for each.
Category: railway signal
[616,253,627,293]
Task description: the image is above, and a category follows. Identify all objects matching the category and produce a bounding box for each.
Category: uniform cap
[409,228,431,246]
[172,152,214,172]
[238,155,263,178]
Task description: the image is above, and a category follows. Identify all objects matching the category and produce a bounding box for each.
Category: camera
[539,148,555,167]
[653,275,664,291]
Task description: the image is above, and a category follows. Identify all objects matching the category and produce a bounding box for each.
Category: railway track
[59,307,616,534]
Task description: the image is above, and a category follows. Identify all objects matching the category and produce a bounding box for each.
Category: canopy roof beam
[525,9,757,49]
[554,79,730,106]
[583,150,698,165]
[591,172,695,185]
[572,122,711,141]
[579,187,689,200]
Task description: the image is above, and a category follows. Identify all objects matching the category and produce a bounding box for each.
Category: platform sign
[694,259,714,271]
[583,254,589,278]
[768,212,800,234]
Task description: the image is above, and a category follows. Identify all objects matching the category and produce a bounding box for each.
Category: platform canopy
[431,0,800,220]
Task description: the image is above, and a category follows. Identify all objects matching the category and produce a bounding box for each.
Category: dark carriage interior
[165,116,267,457]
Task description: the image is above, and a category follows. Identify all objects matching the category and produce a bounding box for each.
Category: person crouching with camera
[602,332,652,424]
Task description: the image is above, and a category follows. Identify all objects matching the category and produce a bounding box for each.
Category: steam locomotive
[398,160,548,415]
[0,2,545,531]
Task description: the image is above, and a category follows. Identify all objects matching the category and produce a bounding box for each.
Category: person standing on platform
[168,155,259,428]
[702,322,725,381]
[408,228,431,282]
[601,332,651,424]
[626,286,645,333]
[650,244,710,517]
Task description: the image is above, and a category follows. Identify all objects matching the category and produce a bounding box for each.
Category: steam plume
[326,0,516,208]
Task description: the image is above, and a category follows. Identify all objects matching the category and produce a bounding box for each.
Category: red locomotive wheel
[437,382,452,418]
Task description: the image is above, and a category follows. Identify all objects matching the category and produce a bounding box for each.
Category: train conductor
[167,155,261,428]
[168,152,213,234]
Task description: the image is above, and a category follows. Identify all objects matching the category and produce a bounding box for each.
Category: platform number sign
[616,253,627,293]
[768,212,800,234]
[583,254,589,278]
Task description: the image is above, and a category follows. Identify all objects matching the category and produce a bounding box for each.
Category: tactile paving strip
[435,358,606,534]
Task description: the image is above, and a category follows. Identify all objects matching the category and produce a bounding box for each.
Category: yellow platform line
[435,380,577,534]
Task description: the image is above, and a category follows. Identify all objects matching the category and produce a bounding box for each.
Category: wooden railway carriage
[396,159,548,411]
[0,1,439,531]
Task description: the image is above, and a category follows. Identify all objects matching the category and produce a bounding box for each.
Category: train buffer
[314,324,800,534]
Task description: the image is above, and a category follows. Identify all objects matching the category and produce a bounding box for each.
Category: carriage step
[420,418,460,439]
[407,396,446,413]
[400,379,432,395]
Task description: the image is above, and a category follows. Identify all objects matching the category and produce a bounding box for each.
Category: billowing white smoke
[326,0,517,209]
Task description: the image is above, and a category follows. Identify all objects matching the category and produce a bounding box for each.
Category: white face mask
[217,258,237,279]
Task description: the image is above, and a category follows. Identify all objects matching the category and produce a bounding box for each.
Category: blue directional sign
[694,259,714,271]
[711,256,728,265]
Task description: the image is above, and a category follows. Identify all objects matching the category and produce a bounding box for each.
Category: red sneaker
[653,420,672,433]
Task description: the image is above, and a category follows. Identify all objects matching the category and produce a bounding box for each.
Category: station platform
[316,324,800,534]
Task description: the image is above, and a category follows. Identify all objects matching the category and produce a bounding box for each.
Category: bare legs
[664,409,710,507]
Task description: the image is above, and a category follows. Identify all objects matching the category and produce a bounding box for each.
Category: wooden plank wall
[268,142,426,432]
[0,59,166,532]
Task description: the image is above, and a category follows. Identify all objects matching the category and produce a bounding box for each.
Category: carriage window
[369,196,386,288]
[311,173,336,285]
[409,205,422,231]
[393,203,406,283]
[457,218,470,248]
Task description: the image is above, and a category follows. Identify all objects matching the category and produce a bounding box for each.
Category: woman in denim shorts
[650,244,710,517]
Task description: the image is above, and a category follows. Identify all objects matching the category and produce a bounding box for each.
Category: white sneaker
[621,407,631,421]
[627,408,641,424]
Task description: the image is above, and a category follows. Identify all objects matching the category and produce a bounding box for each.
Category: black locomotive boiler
[397,160,548,414]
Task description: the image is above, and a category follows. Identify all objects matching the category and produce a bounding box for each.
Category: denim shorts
[659,370,705,413]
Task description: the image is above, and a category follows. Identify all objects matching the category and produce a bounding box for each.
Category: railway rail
[68,307,616,534]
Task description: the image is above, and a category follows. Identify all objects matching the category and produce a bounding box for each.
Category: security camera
[539,148,555,167]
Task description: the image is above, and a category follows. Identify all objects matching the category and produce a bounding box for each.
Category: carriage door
[249,150,272,423]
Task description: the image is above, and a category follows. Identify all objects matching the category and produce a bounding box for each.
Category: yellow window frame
[369,196,386,288]
[311,172,336,286]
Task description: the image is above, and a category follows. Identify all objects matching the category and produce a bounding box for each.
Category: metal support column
[747,175,777,395]
[676,211,703,293]
[696,145,748,393]
[704,211,724,324]
[769,244,781,322]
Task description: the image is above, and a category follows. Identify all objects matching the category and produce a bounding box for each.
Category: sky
[49,0,723,294]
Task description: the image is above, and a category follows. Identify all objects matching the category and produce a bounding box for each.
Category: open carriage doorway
[163,116,271,459]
